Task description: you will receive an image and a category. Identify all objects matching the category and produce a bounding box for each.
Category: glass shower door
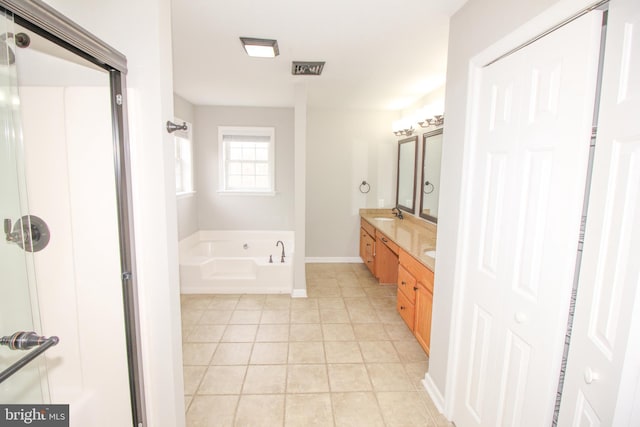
[0,9,50,403]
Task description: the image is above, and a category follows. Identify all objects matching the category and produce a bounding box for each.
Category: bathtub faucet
[276,240,285,263]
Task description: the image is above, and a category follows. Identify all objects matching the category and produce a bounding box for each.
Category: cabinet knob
[401,281,406,285]
[413,286,418,291]
[400,306,405,310]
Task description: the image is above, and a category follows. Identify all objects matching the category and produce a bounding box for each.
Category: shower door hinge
[116,94,123,106]
[122,271,132,281]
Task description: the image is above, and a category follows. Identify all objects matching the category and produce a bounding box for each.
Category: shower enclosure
[0,1,143,426]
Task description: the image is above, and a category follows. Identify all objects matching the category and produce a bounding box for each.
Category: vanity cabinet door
[359,227,367,260]
[360,227,375,275]
[397,288,415,330]
[414,281,433,355]
[375,232,398,284]
[398,248,434,355]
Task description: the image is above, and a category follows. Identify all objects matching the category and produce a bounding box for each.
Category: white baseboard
[290,288,307,298]
[305,257,363,263]
[422,373,446,415]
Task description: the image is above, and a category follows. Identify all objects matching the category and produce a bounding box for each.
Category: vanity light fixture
[393,127,414,137]
[240,37,279,58]
[417,114,445,128]
[392,118,415,137]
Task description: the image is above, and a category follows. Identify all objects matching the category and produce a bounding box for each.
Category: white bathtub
[179,230,294,294]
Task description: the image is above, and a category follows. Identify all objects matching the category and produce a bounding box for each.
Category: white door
[558,0,640,423]
[453,11,603,427]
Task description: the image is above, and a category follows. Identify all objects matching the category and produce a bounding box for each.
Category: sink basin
[424,250,436,259]
[373,217,394,222]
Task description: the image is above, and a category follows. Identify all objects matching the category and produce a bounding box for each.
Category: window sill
[217,190,276,197]
[176,191,196,199]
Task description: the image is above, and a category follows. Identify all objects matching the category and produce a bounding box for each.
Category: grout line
[181,264,441,426]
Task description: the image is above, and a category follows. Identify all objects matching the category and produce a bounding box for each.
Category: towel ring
[359,180,371,194]
[424,181,434,194]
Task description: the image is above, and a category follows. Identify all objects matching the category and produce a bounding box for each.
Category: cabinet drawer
[361,219,376,237]
[397,265,416,304]
[399,249,434,293]
[376,230,399,254]
[397,289,415,330]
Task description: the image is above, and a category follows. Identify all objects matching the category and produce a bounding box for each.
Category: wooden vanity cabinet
[398,265,417,303]
[375,230,398,284]
[360,219,376,276]
[414,280,433,354]
[396,289,415,329]
[397,248,434,355]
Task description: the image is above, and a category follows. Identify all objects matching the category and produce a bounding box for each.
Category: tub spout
[276,240,285,263]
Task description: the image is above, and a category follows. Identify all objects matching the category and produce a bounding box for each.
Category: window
[174,119,194,195]
[218,126,275,194]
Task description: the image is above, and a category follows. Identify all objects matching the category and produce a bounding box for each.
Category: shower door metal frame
[0,1,146,426]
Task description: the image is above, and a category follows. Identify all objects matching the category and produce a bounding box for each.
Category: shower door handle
[0,331,59,384]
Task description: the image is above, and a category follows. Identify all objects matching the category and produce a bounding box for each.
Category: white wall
[174,94,198,240]
[430,0,597,411]
[42,1,184,426]
[293,85,308,295]
[306,108,397,258]
[174,94,195,123]
[194,106,295,231]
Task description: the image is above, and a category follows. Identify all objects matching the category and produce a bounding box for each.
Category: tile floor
[181,263,452,427]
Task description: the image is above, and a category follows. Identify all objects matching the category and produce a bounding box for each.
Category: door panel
[495,331,530,426]
[512,150,552,300]
[454,11,603,427]
[0,11,49,403]
[559,0,640,422]
[465,305,495,422]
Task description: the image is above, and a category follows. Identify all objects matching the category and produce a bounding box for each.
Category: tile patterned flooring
[181,263,452,427]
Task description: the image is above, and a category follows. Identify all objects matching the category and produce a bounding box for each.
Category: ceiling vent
[291,61,325,76]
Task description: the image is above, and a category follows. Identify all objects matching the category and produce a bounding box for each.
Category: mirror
[419,129,443,223]
[396,136,418,214]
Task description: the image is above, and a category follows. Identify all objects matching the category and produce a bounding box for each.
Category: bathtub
[179,230,294,294]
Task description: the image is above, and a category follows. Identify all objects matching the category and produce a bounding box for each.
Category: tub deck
[179,231,294,294]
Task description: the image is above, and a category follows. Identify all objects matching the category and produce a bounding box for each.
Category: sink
[373,217,394,222]
[424,250,436,259]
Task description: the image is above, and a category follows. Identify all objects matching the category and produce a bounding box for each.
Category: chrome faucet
[276,240,285,263]
[391,207,404,219]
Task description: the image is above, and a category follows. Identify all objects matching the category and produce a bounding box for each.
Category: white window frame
[218,126,276,195]
[174,118,194,197]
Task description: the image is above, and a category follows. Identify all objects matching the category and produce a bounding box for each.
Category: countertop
[360,209,437,272]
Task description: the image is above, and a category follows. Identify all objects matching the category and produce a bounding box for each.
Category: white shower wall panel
[20,86,132,426]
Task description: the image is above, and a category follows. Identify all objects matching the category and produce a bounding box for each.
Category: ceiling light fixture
[240,37,279,58]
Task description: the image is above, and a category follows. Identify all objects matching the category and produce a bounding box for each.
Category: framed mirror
[396,136,418,214]
[419,128,443,223]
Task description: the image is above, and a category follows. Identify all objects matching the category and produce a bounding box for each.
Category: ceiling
[171,0,467,111]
